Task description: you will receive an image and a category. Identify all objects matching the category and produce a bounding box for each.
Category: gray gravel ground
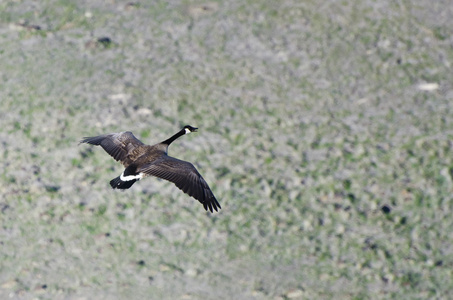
[1,0,453,299]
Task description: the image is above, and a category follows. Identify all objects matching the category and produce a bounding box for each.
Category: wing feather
[80,131,144,165]
[138,157,221,212]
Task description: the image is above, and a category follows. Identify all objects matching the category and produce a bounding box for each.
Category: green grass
[1,0,453,299]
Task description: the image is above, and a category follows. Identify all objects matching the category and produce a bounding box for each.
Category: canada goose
[80,125,221,212]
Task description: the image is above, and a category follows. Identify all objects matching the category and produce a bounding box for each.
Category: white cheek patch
[185,128,191,134]
[120,172,144,181]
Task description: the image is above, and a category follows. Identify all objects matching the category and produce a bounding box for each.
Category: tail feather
[110,176,137,189]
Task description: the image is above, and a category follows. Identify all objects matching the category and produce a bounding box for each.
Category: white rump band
[120,172,143,181]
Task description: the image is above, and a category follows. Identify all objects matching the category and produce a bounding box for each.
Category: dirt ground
[1,0,453,299]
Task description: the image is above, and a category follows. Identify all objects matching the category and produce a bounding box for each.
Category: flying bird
[80,125,221,212]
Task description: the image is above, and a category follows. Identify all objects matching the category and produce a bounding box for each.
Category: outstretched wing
[80,131,144,165]
[139,156,221,212]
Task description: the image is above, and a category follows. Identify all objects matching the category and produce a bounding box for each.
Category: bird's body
[80,126,221,212]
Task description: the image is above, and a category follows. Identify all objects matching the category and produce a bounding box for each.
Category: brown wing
[80,131,145,166]
[138,156,221,212]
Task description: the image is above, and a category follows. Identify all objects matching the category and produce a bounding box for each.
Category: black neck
[161,129,185,145]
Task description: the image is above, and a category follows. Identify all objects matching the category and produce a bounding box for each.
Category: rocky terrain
[1,0,453,299]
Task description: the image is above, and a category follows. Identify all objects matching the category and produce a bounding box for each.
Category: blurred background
[1,0,453,299]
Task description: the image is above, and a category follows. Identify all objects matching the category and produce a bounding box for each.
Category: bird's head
[183,125,198,134]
